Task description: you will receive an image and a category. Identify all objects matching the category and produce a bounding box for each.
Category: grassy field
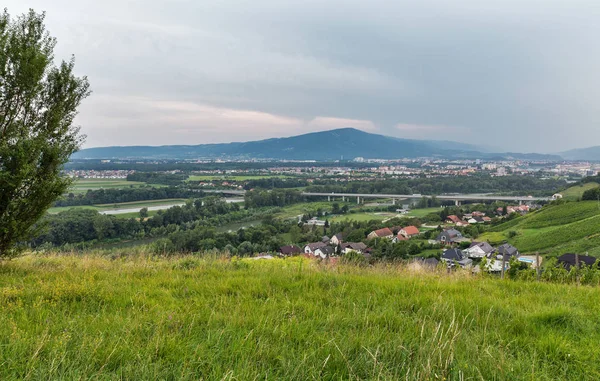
[406,207,443,218]
[560,182,599,201]
[1,255,599,380]
[480,201,600,256]
[48,199,187,216]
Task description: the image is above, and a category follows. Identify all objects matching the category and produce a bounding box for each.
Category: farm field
[1,255,599,380]
[479,201,600,256]
[69,179,162,193]
[560,182,599,201]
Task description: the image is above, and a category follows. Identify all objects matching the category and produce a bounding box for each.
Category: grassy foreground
[1,255,600,380]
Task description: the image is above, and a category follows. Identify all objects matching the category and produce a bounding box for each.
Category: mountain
[561,146,600,161]
[72,128,561,161]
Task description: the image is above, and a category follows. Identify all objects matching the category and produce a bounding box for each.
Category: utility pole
[536,252,541,281]
[575,252,580,286]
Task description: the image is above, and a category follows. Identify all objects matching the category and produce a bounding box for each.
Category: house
[304,242,326,255]
[482,216,492,223]
[399,226,420,238]
[482,257,507,272]
[446,215,461,224]
[467,216,484,224]
[436,229,463,245]
[341,242,367,254]
[393,234,408,243]
[278,245,302,256]
[441,248,473,268]
[464,242,495,259]
[496,243,519,260]
[314,245,336,259]
[330,233,344,246]
[472,211,485,217]
[557,253,598,270]
[367,227,394,240]
[306,217,325,226]
[321,236,331,243]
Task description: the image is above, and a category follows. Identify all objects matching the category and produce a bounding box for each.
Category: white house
[464,242,495,259]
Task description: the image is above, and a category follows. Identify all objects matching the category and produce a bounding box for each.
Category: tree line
[307,175,565,196]
[54,187,203,207]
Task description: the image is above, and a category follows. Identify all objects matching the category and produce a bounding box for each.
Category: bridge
[203,189,552,205]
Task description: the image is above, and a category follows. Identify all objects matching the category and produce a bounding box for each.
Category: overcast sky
[6,0,600,152]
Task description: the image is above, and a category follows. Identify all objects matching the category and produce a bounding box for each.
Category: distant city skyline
[6,0,600,152]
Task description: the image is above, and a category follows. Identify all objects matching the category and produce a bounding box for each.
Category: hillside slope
[481,201,600,255]
[561,146,600,161]
[1,255,599,380]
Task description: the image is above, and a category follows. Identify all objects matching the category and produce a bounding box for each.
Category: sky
[6,0,600,152]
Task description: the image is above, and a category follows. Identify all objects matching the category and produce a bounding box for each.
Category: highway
[204,189,552,203]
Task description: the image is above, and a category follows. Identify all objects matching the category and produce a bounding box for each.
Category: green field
[69,179,160,193]
[560,182,599,201]
[480,201,600,256]
[48,199,187,216]
[406,207,443,218]
[1,255,599,380]
[188,175,294,181]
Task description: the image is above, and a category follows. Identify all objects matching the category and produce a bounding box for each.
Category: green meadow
[1,255,599,380]
[560,182,599,201]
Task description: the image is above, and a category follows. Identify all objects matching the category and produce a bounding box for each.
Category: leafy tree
[331,203,340,214]
[0,10,90,258]
[139,207,149,218]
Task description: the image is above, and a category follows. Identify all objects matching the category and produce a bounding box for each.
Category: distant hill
[561,146,600,161]
[72,128,562,161]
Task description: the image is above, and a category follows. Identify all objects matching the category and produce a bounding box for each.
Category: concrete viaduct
[204,190,552,206]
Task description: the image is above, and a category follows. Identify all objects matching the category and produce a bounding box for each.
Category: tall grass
[1,254,600,380]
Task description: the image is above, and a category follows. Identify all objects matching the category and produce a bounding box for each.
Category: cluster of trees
[308,175,566,196]
[582,187,600,201]
[127,172,188,185]
[54,187,202,206]
[32,197,269,248]
[244,189,304,208]
[243,178,308,190]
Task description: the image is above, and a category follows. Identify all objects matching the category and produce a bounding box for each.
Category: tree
[0,10,90,258]
[139,207,149,218]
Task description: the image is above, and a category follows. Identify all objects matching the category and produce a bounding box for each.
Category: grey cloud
[5,0,600,151]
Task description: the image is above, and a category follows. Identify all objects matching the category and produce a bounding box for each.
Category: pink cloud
[77,96,379,147]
